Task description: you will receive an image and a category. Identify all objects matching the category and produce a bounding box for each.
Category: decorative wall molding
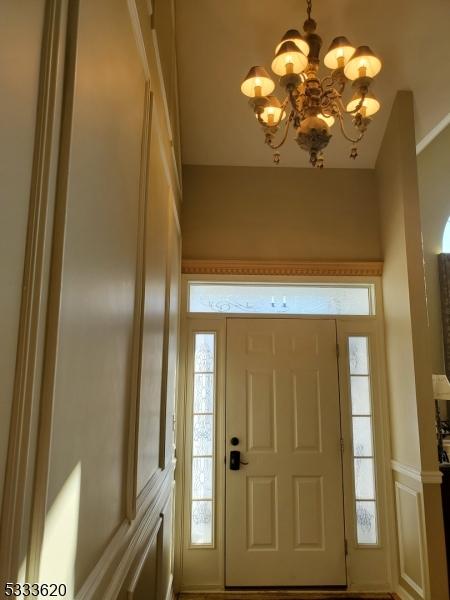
[127,0,151,80]
[126,516,162,598]
[150,1,182,197]
[165,574,174,600]
[182,259,384,277]
[25,0,80,582]
[391,460,443,484]
[76,465,173,600]
[0,0,68,584]
[394,482,426,599]
[416,113,450,155]
[395,586,417,600]
[126,84,154,522]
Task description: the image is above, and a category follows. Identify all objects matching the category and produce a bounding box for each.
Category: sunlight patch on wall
[38,462,81,596]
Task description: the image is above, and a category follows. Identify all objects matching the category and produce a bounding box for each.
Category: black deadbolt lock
[230,450,241,470]
[230,437,239,446]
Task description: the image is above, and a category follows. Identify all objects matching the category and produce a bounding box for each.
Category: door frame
[174,274,398,593]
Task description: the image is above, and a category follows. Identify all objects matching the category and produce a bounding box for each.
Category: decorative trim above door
[182,259,383,277]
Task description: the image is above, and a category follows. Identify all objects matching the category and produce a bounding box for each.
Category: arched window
[443,218,450,252]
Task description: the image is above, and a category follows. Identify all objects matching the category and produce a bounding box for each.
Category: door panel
[225,318,346,586]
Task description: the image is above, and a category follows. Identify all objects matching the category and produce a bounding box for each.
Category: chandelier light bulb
[346,91,381,117]
[241,66,275,98]
[271,41,308,76]
[344,46,382,80]
[256,95,286,126]
[324,36,355,69]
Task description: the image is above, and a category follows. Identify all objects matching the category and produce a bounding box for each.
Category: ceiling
[175,0,450,169]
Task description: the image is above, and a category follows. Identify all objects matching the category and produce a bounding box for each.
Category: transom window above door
[188,282,375,316]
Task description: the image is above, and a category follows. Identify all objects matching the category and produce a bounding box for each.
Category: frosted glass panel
[191,500,213,545]
[348,335,378,545]
[354,458,375,499]
[193,415,213,456]
[189,283,373,315]
[349,337,369,374]
[356,501,378,544]
[350,376,371,414]
[192,457,213,499]
[194,333,215,372]
[191,332,216,545]
[352,417,373,456]
[194,374,214,413]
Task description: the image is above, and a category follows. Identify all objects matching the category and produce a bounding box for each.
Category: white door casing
[225,318,346,586]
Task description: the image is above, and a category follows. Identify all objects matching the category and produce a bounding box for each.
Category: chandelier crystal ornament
[240,0,382,168]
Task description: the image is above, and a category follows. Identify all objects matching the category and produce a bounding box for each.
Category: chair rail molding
[391,460,443,484]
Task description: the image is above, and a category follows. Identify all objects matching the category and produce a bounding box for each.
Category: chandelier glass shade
[240,0,382,168]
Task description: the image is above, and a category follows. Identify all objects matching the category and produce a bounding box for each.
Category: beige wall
[417,125,450,380]
[0,0,46,522]
[376,91,447,599]
[182,165,381,261]
[0,1,181,598]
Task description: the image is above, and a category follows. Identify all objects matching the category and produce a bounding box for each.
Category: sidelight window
[348,336,378,545]
[190,333,216,545]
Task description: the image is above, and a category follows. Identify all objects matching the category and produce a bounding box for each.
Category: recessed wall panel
[395,482,424,595]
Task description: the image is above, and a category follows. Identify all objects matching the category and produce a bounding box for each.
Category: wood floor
[178,592,397,600]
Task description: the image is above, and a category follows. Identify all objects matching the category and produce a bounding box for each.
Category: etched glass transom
[189,283,374,315]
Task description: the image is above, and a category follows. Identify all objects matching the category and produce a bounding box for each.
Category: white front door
[225,318,346,586]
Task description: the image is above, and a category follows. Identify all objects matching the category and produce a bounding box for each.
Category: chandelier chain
[306,0,312,20]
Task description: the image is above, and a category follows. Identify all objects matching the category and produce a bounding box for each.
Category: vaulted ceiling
[175,0,450,169]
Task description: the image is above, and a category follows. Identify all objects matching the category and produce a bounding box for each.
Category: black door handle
[229,450,248,470]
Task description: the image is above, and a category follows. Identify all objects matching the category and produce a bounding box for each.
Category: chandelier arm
[337,112,364,144]
[265,111,294,150]
[320,75,334,88]
[288,88,300,113]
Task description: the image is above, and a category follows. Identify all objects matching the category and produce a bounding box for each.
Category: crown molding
[182,259,383,277]
[416,113,450,155]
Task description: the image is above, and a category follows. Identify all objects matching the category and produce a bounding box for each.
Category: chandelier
[240,0,382,168]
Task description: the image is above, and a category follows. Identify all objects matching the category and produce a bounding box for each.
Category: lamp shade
[432,374,450,400]
[275,29,310,57]
[324,36,355,69]
[344,46,382,80]
[271,41,308,76]
[257,95,286,126]
[241,66,275,98]
[346,91,380,116]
